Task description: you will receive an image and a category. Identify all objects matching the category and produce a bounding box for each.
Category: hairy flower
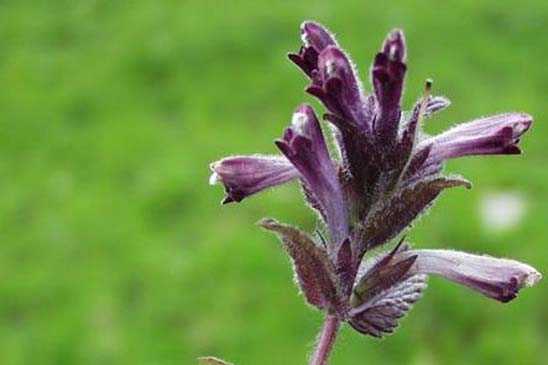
[209,155,298,204]
[210,20,541,361]
[275,104,348,244]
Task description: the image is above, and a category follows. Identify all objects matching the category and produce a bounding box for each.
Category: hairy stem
[310,314,341,365]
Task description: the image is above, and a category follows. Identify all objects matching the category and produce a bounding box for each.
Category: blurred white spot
[479,191,527,232]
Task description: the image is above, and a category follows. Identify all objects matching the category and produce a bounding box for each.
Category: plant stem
[310,314,341,365]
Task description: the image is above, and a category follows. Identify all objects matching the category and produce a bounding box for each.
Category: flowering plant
[209,21,541,365]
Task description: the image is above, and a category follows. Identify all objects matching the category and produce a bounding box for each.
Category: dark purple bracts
[210,21,541,339]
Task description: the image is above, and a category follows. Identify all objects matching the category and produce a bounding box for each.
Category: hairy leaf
[354,176,471,257]
[349,274,428,338]
[351,240,416,307]
[258,218,344,313]
[335,238,356,296]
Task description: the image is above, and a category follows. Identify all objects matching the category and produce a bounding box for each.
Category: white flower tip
[300,21,318,47]
[291,112,308,133]
[208,169,221,185]
[389,45,397,60]
[513,121,530,136]
[388,28,403,40]
[523,269,542,288]
[301,32,311,47]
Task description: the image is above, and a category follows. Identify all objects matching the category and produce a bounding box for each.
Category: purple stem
[310,315,341,365]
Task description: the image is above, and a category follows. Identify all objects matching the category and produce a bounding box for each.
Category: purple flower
[420,112,532,163]
[210,20,541,363]
[348,241,541,337]
[404,249,541,302]
[372,29,407,144]
[275,104,348,245]
[210,155,299,204]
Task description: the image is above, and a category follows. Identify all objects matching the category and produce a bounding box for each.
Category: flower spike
[210,20,540,363]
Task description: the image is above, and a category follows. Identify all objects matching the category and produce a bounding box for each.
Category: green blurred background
[1,0,547,364]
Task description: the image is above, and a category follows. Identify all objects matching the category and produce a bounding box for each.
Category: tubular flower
[210,20,541,343]
[275,104,348,244]
[209,155,299,204]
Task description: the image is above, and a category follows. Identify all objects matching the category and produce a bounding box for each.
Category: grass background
[0,0,547,364]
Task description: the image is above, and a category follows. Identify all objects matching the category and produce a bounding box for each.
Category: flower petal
[403,249,542,302]
[372,29,407,144]
[422,113,532,164]
[288,21,337,78]
[301,21,337,52]
[289,21,371,129]
[275,105,348,244]
[315,46,371,129]
[210,155,299,204]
